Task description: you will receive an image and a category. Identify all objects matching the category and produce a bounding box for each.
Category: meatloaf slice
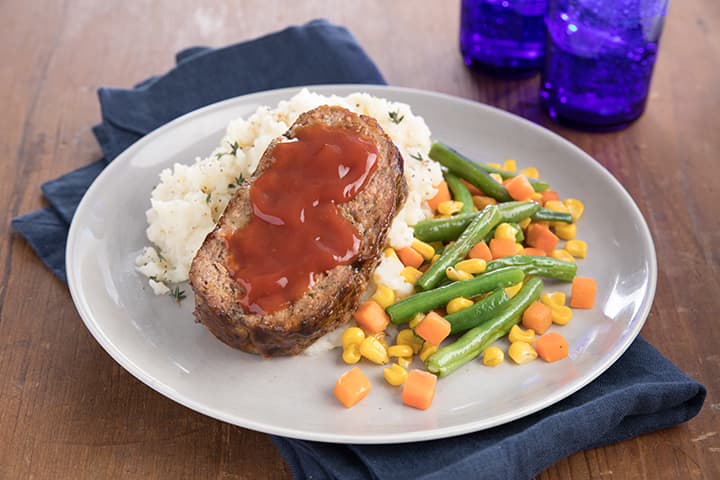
[189,105,407,356]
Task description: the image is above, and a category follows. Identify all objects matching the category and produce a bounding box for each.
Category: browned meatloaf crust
[188,105,407,356]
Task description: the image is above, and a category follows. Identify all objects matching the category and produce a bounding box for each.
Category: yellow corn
[554,223,577,240]
[446,266,474,282]
[430,254,441,265]
[412,239,436,260]
[550,248,575,262]
[530,192,543,203]
[383,363,408,386]
[565,239,587,259]
[520,167,539,179]
[508,324,536,344]
[503,159,517,173]
[551,305,573,325]
[518,217,532,229]
[487,162,502,170]
[371,283,396,308]
[541,291,567,307]
[419,342,438,362]
[373,331,389,349]
[472,195,498,210]
[342,343,362,364]
[504,282,523,299]
[383,247,398,260]
[508,341,538,364]
[446,297,474,314]
[515,242,524,254]
[396,328,423,354]
[400,266,423,284]
[455,258,487,274]
[494,223,518,240]
[438,200,464,216]
[544,200,570,214]
[341,327,366,349]
[563,198,584,222]
[482,346,504,367]
[408,312,425,329]
[388,344,414,358]
[489,173,503,184]
[359,336,389,364]
[397,356,412,369]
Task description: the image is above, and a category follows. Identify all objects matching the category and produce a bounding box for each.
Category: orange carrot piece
[521,300,553,334]
[504,174,535,201]
[535,332,569,362]
[569,276,597,309]
[415,311,451,346]
[523,247,547,257]
[427,181,451,212]
[526,223,560,255]
[353,300,390,334]
[541,190,560,205]
[489,237,517,259]
[397,246,424,268]
[460,178,483,195]
[468,241,493,262]
[402,369,437,410]
[334,367,372,408]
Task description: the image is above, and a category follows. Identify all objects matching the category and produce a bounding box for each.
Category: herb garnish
[410,152,423,161]
[228,174,244,189]
[206,192,212,203]
[169,286,186,304]
[389,110,405,124]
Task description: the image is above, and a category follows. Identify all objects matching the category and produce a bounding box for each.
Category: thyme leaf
[169,286,186,304]
[206,192,212,203]
[388,110,405,124]
[410,152,423,161]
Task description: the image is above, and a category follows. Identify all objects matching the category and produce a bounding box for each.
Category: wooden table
[2,0,718,478]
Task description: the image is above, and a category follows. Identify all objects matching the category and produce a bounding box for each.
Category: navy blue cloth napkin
[11,19,705,480]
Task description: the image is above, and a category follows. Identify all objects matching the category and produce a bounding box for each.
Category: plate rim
[66,84,658,443]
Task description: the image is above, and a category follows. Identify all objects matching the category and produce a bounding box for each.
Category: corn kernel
[430,254,441,265]
[388,344,414,358]
[383,363,408,386]
[359,336,389,364]
[383,247,398,260]
[563,198,584,222]
[472,195,498,210]
[554,223,577,240]
[400,266,423,284]
[508,341,538,364]
[515,242,524,254]
[446,297,474,314]
[482,346,504,367]
[408,313,425,329]
[396,328,423,354]
[341,327,366,348]
[520,167,539,179]
[504,282,523,299]
[455,258,487,274]
[397,356,412,368]
[508,324,536,344]
[541,291,567,307]
[550,249,575,262]
[342,343,362,364]
[487,162,502,170]
[489,173,503,184]
[544,200,570,214]
[518,217,532,229]
[565,239,587,258]
[372,331,389,349]
[530,192,543,202]
[419,342,438,362]
[412,239,436,260]
[503,159,517,173]
[551,305,573,325]
[446,266,474,282]
[371,283,396,309]
[494,223,518,240]
[438,200,464,216]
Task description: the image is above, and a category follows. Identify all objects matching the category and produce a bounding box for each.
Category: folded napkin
[12,19,705,480]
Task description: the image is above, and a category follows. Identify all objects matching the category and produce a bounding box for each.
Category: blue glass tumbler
[460,0,549,76]
[540,0,670,130]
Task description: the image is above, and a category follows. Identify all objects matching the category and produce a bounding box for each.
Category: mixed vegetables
[333,142,597,410]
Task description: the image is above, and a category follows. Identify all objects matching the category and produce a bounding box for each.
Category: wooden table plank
[1,0,718,478]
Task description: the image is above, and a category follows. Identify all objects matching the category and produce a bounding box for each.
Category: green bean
[532,208,573,223]
[486,255,577,282]
[446,289,509,334]
[415,205,502,291]
[429,143,512,202]
[444,172,474,213]
[413,202,539,243]
[386,267,524,324]
[430,142,550,192]
[425,277,544,377]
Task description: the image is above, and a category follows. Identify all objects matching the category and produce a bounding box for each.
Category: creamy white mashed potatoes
[136,89,443,311]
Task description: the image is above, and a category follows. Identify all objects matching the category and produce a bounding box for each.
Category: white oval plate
[67,85,656,444]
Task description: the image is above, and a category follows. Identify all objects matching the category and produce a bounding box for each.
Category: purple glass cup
[540,0,670,130]
[460,0,548,76]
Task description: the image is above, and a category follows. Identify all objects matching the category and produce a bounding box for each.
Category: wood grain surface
[1,0,718,478]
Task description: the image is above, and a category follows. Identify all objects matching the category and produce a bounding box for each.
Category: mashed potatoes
[136,89,443,301]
